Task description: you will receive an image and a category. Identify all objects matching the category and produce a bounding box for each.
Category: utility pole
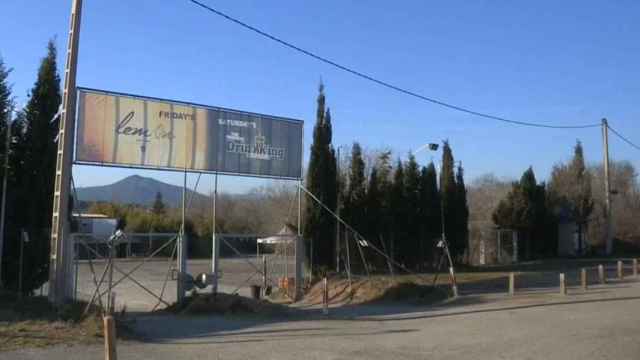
[0,108,11,288]
[49,0,82,304]
[602,118,613,255]
[335,147,340,273]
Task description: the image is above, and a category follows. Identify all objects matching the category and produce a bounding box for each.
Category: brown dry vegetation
[162,292,289,317]
[0,292,103,352]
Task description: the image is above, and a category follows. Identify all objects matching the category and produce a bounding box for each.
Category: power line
[607,124,640,151]
[187,0,600,130]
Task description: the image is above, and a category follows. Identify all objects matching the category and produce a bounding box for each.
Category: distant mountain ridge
[75,175,209,208]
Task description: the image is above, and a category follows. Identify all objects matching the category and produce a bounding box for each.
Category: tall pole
[177,124,187,304]
[49,0,82,304]
[602,118,613,255]
[211,172,219,293]
[437,156,458,297]
[335,147,340,273]
[0,108,11,288]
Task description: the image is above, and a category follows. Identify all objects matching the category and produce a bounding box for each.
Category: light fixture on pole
[414,141,458,298]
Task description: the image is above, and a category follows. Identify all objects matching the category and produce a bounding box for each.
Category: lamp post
[415,142,459,297]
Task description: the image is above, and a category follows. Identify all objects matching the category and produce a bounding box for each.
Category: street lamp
[414,142,459,297]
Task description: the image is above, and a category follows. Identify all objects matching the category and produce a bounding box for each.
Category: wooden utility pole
[602,118,613,255]
[49,0,82,304]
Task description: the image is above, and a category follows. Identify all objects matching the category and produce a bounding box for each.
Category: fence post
[617,260,624,280]
[103,315,117,360]
[262,255,267,297]
[598,264,606,284]
[580,268,587,291]
[322,277,329,315]
[559,273,567,295]
[508,272,515,296]
[633,259,638,278]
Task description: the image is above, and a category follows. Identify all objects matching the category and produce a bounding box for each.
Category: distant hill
[75,175,210,208]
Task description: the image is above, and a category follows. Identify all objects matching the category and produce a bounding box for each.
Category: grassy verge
[0,291,103,352]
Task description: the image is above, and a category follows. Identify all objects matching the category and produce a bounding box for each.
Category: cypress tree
[12,40,61,293]
[303,83,337,272]
[403,154,421,268]
[375,151,394,258]
[342,142,366,271]
[439,141,458,259]
[389,160,406,263]
[0,56,11,165]
[0,56,13,286]
[419,163,440,267]
[365,166,382,243]
[344,142,366,229]
[454,163,469,259]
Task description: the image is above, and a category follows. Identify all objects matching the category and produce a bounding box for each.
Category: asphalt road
[73,256,295,311]
[7,275,640,359]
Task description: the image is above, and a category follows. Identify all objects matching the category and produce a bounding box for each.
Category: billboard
[75,88,303,179]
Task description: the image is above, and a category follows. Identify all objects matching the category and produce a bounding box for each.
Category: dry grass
[0,291,103,352]
[162,292,289,316]
[300,270,514,306]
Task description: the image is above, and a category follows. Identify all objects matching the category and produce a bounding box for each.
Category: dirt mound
[301,276,449,306]
[164,292,289,316]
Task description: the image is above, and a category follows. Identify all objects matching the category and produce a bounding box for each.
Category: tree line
[0,41,60,293]
[303,84,469,273]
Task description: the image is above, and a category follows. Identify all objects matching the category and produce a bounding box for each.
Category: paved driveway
[8,277,640,360]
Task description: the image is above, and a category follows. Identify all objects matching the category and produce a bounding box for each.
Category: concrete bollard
[580,268,587,291]
[103,315,117,360]
[559,273,567,295]
[634,259,638,278]
[598,265,606,284]
[508,272,515,296]
[617,261,624,280]
[322,277,329,315]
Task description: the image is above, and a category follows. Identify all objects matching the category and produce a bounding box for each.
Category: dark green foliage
[0,56,13,287]
[418,163,440,265]
[453,163,469,259]
[3,41,61,293]
[303,83,337,271]
[403,154,421,268]
[389,159,406,262]
[343,143,366,228]
[439,141,460,258]
[492,167,549,259]
[0,56,12,167]
[365,166,382,243]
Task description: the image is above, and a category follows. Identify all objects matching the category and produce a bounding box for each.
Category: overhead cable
[187,0,600,130]
[607,124,640,151]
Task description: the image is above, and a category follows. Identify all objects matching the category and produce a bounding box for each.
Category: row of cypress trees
[304,85,469,272]
[0,41,61,293]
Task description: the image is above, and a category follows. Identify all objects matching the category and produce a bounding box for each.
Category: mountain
[75,175,210,208]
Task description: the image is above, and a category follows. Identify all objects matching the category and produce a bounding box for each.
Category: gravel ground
[6,276,640,360]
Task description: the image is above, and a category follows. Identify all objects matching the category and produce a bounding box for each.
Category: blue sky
[2,0,639,195]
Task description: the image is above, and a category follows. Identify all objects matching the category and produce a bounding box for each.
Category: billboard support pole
[211,172,219,293]
[177,130,187,304]
[49,0,82,304]
[295,128,304,301]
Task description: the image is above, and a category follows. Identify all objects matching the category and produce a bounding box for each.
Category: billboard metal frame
[73,86,304,181]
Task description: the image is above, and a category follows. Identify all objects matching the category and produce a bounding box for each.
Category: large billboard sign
[75,88,303,179]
